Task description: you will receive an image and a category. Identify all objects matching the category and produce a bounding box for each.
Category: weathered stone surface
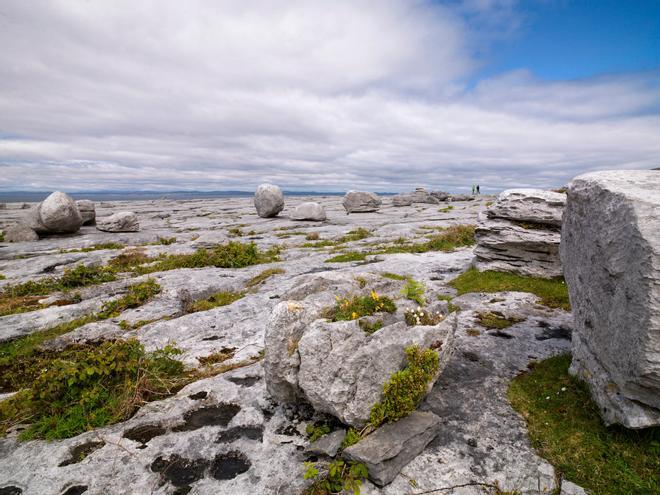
[487,189,566,226]
[391,194,413,207]
[430,190,449,201]
[75,199,96,225]
[409,187,439,204]
[290,202,326,221]
[3,224,39,242]
[474,212,562,278]
[561,170,660,428]
[96,211,139,232]
[307,429,346,458]
[296,316,456,427]
[24,191,83,234]
[254,184,284,218]
[449,194,475,201]
[342,191,381,213]
[344,411,441,486]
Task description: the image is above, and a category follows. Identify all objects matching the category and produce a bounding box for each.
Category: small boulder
[430,190,450,201]
[391,194,413,207]
[449,194,474,202]
[307,429,346,458]
[343,411,442,486]
[291,202,326,221]
[342,191,381,213]
[24,191,83,234]
[3,224,39,242]
[96,211,139,232]
[409,187,439,204]
[254,184,285,218]
[76,200,96,225]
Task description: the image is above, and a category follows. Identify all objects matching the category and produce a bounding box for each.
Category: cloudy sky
[1,0,659,193]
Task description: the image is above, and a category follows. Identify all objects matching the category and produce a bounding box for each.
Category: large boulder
[3,224,39,242]
[474,188,566,278]
[391,194,414,207]
[343,411,441,486]
[561,170,660,428]
[76,199,96,225]
[265,299,456,427]
[430,190,450,201]
[254,184,284,218]
[409,187,439,204]
[342,191,381,213]
[24,191,83,234]
[290,202,326,221]
[96,211,140,232]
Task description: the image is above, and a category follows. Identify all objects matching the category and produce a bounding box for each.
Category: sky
[0,0,659,194]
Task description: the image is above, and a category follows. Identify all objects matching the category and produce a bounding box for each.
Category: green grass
[0,339,186,440]
[188,291,245,313]
[475,311,524,330]
[328,292,396,321]
[302,240,337,248]
[340,227,371,243]
[0,231,4,242]
[438,205,454,213]
[96,279,161,319]
[449,268,570,311]
[380,272,407,280]
[508,354,659,495]
[60,242,125,253]
[378,224,475,255]
[437,294,460,313]
[134,242,281,274]
[325,251,367,263]
[400,278,426,305]
[246,268,285,288]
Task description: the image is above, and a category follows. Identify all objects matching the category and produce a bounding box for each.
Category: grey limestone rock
[343,411,442,486]
[342,191,382,213]
[3,224,39,242]
[307,429,346,457]
[430,190,450,201]
[391,194,413,207]
[487,188,566,227]
[449,194,475,201]
[254,184,285,218]
[290,202,326,221]
[96,211,140,232]
[409,187,439,204]
[561,169,660,428]
[24,191,83,234]
[75,199,96,225]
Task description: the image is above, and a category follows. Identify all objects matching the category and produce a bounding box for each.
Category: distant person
[476,184,480,194]
[471,184,476,195]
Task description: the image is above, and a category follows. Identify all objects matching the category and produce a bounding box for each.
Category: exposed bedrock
[96,211,140,232]
[561,169,660,428]
[475,188,566,278]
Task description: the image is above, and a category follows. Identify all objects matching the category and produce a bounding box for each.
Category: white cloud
[0,0,658,194]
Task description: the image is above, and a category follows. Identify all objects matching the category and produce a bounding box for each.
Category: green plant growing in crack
[400,278,426,305]
[475,311,525,330]
[306,423,331,442]
[327,292,396,321]
[303,458,368,495]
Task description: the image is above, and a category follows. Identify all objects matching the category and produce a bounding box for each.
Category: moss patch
[449,267,570,311]
[339,228,371,243]
[378,224,475,254]
[380,272,407,281]
[327,292,396,321]
[246,268,285,288]
[508,354,659,495]
[369,345,439,427]
[188,291,245,313]
[325,252,367,263]
[476,311,525,329]
[400,278,426,305]
[60,242,125,253]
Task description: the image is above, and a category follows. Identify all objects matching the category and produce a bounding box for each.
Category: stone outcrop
[96,211,140,232]
[343,411,442,486]
[430,190,450,201]
[391,188,439,207]
[342,191,381,213]
[307,429,346,457]
[254,184,284,218]
[3,224,39,242]
[391,194,413,206]
[561,170,660,428]
[474,188,566,278]
[76,199,96,225]
[449,194,475,201]
[265,298,456,427]
[290,202,326,221]
[24,191,83,235]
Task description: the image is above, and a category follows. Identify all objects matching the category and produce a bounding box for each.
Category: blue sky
[474,0,660,80]
[0,0,659,193]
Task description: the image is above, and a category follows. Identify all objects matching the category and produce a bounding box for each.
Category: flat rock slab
[344,411,442,486]
[307,429,346,458]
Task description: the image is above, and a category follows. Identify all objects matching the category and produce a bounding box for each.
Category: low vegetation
[358,319,383,334]
[325,251,367,263]
[400,278,426,305]
[508,354,659,495]
[369,345,439,427]
[437,294,460,313]
[96,279,161,319]
[404,307,444,326]
[380,272,407,281]
[187,291,245,313]
[60,242,125,253]
[449,268,570,311]
[438,205,454,213]
[305,232,320,241]
[378,224,475,255]
[0,339,186,440]
[327,292,396,321]
[475,311,524,330]
[306,423,331,442]
[304,459,368,495]
[340,228,371,243]
[246,268,285,288]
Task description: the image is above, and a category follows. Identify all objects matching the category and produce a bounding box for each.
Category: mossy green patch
[246,267,285,288]
[437,294,460,313]
[60,242,125,253]
[369,345,439,427]
[476,311,524,330]
[325,252,367,263]
[306,423,331,442]
[96,279,161,319]
[449,267,570,311]
[188,291,245,313]
[358,319,383,334]
[400,278,426,305]
[340,227,371,243]
[508,354,660,495]
[377,224,475,254]
[328,292,396,321]
[380,272,407,281]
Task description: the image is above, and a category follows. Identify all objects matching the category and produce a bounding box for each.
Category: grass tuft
[325,252,367,263]
[246,268,285,288]
[475,311,524,329]
[187,291,244,313]
[449,268,570,311]
[508,354,659,495]
[327,292,396,322]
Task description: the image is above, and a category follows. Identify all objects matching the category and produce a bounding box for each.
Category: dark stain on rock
[173,404,241,432]
[216,426,263,444]
[0,487,22,495]
[60,486,88,495]
[226,375,261,387]
[172,486,192,495]
[488,330,514,339]
[536,325,571,341]
[209,451,251,480]
[150,455,209,487]
[274,424,300,437]
[202,335,221,341]
[462,351,480,362]
[123,424,167,445]
[188,390,208,400]
[59,441,105,467]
